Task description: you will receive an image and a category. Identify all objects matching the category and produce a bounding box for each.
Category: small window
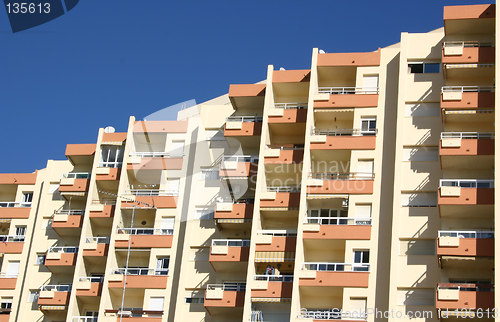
[0,301,12,309]
[35,254,46,265]
[100,146,124,168]
[185,297,204,304]
[360,117,376,135]
[22,192,33,204]
[408,62,440,74]
[27,291,39,303]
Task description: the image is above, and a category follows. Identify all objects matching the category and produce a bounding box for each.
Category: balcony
[264,146,304,165]
[210,239,250,272]
[310,129,376,150]
[444,4,495,35]
[307,173,374,195]
[438,179,494,206]
[51,209,84,231]
[440,86,495,109]
[437,230,494,257]
[250,275,293,299]
[255,231,296,252]
[314,87,378,109]
[224,116,263,137]
[59,173,90,197]
[65,144,96,165]
[317,49,381,67]
[95,164,121,181]
[440,132,494,167]
[115,228,173,248]
[273,69,310,83]
[82,237,110,257]
[228,83,266,110]
[0,202,31,219]
[260,187,300,210]
[215,200,253,221]
[299,262,369,288]
[0,273,17,290]
[127,152,183,171]
[298,308,367,321]
[219,155,258,179]
[121,189,177,209]
[204,283,246,308]
[0,235,24,254]
[104,308,163,321]
[38,284,71,307]
[268,103,307,124]
[442,41,494,64]
[108,268,168,289]
[75,276,103,297]
[436,283,494,310]
[44,247,78,270]
[89,201,116,218]
[303,214,372,240]
[0,172,37,185]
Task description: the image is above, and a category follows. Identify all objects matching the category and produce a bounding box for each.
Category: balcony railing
[299,309,366,320]
[0,235,25,242]
[437,283,494,292]
[47,246,78,253]
[117,228,173,235]
[253,275,294,282]
[302,262,370,272]
[85,237,110,244]
[266,144,304,150]
[441,132,494,139]
[267,186,300,193]
[443,41,494,48]
[211,239,250,247]
[226,116,263,122]
[62,172,90,179]
[257,230,296,237]
[78,276,104,283]
[441,86,495,93]
[40,284,72,292]
[126,189,178,196]
[222,155,259,163]
[107,308,162,318]
[274,103,307,109]
[71,316,98,322]
[313,128,377,136]
[55,209,84,216]
[438,230,494,238]
[98,161,122,168]
[440,179,494,188]
[110,268,169,276]
[310,172,375,180]
[305,216,372,225]
[207,283,246,292]
[318,87,379,94]
[0,202,31,208]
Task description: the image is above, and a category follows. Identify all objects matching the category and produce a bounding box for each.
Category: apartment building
[0,3,496,322]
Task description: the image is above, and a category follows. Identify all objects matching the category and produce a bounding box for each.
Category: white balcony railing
[310,172,375,180]
[438,230,494,239]
[207,282,246,292]
[55,209,84,216]
[126,189,178,196]
[117,228,173,235]
[267,186,301,193]
[78,276,104,283]
[211,239,250,247]
[441,132,494,139]
[85,237,110,244]
[0,235,25,242]
[256,230,297,237]
[40,284,72,292]
[110,268,168,276]
[129,151,176,158]
[222,155,259,163]
[441,86,495,93]
[274,103,307,109]
[62,172,90,179]
[0,202,31,208]
[440,179,494,188]
[443,40,494,48]
[302,262,370,272]
[253,275,294,282]
[226,116,263,122]
[305,216,372,225]
[318,87,379,95]
[47,246,78,253]
[313,128,377,136]
[266,144,304,150]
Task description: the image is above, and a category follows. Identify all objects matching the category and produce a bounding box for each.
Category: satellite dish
[319,49,326,54]
[104,126,115,133]
[279,67,286,71]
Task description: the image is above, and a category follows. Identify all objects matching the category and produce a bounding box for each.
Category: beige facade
[0,3,496,322]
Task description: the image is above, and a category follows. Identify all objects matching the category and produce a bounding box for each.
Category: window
[156,257,170,275]
[27,291,39,303]
[353,250,369,271]
[0,299,12,310]
[35,254,46,265]
[100,146,124,168]
[360,117,376,135]
[185,297,204,304]
[148,297,164,311]
[200,168,219,181]
[14,226,26,242]
[408,62,440,74]
[22,192,33,204]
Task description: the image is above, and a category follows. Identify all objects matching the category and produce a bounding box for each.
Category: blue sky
[0,0,490,172]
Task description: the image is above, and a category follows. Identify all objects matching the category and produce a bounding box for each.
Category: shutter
[148,297,165,311]
[169,141,185,157]
[362,75,379,93]
[6,261,20,277]
[161,218,175,230]
[165,179,180,194]
[357,160,374,175]
[355,204,371,218]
